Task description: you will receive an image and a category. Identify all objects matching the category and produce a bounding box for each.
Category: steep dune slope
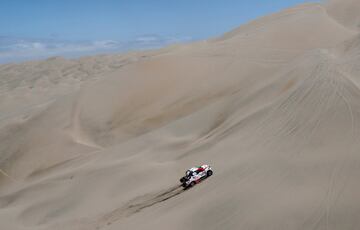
[326,0,360,30]
[107,46,360,230]
[74,3,354,146]
[1,1,360,230]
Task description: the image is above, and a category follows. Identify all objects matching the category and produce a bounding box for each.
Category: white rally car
[179,165,213,188]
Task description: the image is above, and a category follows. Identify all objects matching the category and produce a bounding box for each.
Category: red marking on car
[196,167,205,173]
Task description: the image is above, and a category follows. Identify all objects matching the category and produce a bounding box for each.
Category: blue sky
[0,0,312,63]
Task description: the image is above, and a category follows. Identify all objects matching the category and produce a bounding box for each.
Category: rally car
[179,165,213,188]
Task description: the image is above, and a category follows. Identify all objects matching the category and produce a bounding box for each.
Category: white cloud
[135,35,160,42]
[0,35,193,64]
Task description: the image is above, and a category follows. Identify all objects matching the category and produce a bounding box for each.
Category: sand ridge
[1,0,360,229]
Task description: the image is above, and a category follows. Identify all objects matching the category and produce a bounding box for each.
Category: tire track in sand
[97,185,185,229]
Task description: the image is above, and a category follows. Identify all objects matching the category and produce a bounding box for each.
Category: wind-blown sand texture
[1,0,360,229]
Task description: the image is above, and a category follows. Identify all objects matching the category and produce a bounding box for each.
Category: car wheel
[180,177,185,183]
[207,170,213,177]
[190,181,196,187]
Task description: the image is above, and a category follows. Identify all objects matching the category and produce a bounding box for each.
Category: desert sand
[1,0,360,229]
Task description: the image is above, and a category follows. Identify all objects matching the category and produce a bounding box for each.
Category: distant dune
[1,0,360,229]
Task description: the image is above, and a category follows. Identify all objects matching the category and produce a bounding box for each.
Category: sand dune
[326,0,360,30]
[1,0,360,229]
